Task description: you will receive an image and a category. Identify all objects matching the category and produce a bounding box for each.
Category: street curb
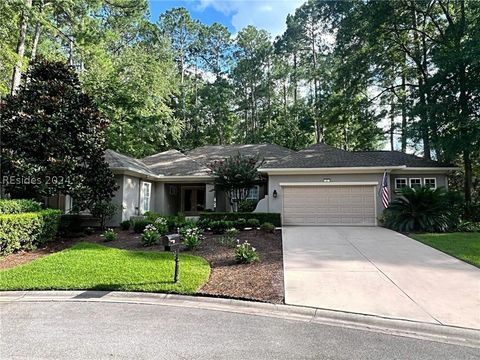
[1,290,479,348]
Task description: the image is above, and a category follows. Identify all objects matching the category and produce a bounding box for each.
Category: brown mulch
[0,229,284,304]
[194,230,284,303]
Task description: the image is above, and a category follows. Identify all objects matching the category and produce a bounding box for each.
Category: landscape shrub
[101,228,118,242]
[455,220,480,232]
[234,218,247,230]
[260,222,275,233]
[383,187,459,232]
[0,209,61,255]
[235,240,259,264]
[120,220,131,230]
[209,220,235,234]
[133,219,153,234]
[154,217,169,235]
[199,212,281,227]
[141,224,161,246]
[238,199,257,212]
[219,228,239,247]
[181,227,203,250]
[90,201,119,230]
[0,199,42,214]
[196,218,211,230]
[247,218,260,228]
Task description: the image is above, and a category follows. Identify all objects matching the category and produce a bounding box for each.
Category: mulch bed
[0,229,284,303]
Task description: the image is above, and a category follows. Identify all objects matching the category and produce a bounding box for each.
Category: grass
[410,232,480,268]
[0,242,210,294]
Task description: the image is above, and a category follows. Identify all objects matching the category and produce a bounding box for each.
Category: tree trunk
[400,54,407,152]
[11,0,32,94]
[390,99,395,151]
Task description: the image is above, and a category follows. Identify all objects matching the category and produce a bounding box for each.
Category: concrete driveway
[283,226,480,329]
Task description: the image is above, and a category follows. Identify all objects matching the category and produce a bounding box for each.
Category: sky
[148,0,306,37]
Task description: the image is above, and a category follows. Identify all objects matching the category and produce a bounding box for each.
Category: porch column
[205,183,215,211]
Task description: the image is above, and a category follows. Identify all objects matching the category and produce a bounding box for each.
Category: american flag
[381,171,389,208]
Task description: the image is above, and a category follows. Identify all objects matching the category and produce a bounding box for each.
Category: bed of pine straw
[0,228,284,303]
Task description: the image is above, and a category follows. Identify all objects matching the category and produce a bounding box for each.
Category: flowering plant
[181,226,203,250]
[219,228,239,247]
[101,228,117,242]
[154,217,168,235]
[235,240,259,264]
[141,224,160,246]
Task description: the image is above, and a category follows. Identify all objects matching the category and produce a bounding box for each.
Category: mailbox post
[161,233,182,283]
[171,243,180,283]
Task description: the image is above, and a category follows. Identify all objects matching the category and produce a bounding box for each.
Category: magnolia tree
[209,153,264,212]
[0,60,118,210]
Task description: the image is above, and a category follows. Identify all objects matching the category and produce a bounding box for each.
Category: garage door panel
[282,185,376,226]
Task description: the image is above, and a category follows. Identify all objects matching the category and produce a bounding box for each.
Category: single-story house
[59,143,455,227]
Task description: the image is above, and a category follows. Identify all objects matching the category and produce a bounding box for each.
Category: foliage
[90,201,119,230]
[0,242,211,293]
[209,220,235,235]
[219,228,239,247]
[101,228,118,242]
[260,222,275,233]
[120,220,131,231]
[234,218,247,231]
[141,224,161,246]
[133,219,153,234]
[411,233,480,268]
[0,60,117,208]
[199,212,281,227]
[0,209,61,255]
[154,217,169,235]
[455,221,480,233]
[209,153,264,211]
[0,199,42,214]
[247,219,260,228]
[235,240,259,264]
[384,187,459,233]
[238,199,258,213]
[181,226,203,250]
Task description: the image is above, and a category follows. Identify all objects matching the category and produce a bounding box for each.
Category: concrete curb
[1,290,479,348]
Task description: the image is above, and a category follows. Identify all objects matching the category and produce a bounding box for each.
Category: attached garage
[281,182,377,226]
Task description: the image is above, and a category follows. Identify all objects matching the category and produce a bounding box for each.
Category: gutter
[257,166,407,175]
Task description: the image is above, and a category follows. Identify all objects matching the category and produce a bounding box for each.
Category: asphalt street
[1,301,479,359]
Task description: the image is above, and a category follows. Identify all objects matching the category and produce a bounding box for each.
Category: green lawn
[0,242,210,294]
[410,232,480,268]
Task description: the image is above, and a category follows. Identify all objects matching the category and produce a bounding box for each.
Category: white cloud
[198,0,305,37]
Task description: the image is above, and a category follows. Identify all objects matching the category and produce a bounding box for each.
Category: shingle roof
[105,149,156,176]
[262,143,452,169]
[142,150,211,177]
[354,151,454,168]
[186,144,294,166]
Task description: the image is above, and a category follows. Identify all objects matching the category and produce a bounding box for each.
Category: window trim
[424,178,437,189]
[395,178,407,190]
[142,182,152,213]
[246,185,259,200]
[409,178,422,188]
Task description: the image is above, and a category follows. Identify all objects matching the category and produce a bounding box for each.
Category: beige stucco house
[61,143,455,227]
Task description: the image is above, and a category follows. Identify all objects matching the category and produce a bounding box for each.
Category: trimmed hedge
[199,212,281,227]
[0,209,62,255]
[0,199,43,214]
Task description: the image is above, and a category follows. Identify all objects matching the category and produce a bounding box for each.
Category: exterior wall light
[323,178,331,182]
[272,190,278,198]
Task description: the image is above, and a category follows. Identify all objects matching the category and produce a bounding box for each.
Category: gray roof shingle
[262,143,452,169]
[186,144,294,166]
[105,149,157,176]
[142,150,211,177]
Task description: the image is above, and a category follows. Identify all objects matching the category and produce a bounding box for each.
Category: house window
[424,178,437,189]
[246,186,259,200]
[142,182,152,213]
[409,178,422,189]
[395,178,407,190]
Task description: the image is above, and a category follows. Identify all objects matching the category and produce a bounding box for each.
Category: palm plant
[383,187,459,232]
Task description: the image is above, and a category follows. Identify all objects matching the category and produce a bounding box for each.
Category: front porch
[155,182,215,216]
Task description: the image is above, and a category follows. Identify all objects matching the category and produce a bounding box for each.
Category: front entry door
[181,187,206,215]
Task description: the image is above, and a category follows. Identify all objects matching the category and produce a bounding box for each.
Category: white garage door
[282,184,377,226]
